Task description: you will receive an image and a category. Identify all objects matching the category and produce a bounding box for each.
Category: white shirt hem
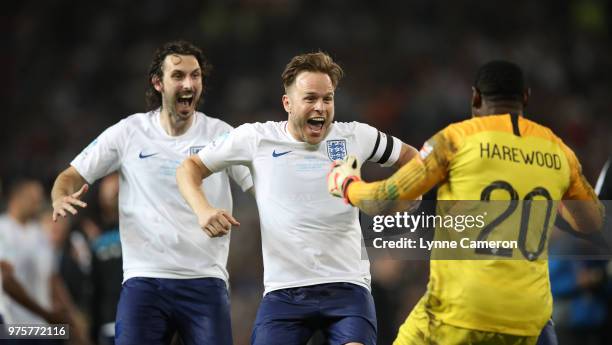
[123,270,228,284]
[263,277,371,296]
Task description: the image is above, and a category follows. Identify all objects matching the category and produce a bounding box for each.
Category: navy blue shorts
[536,320,558,345]
[251,283,377,345]
[115,277,232,345]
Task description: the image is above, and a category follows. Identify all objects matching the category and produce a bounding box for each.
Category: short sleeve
[227,165,253,192]
[71,120,126,184]
[198,124,257,173]
[354,122,402,167]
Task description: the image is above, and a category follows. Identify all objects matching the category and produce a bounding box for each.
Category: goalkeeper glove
[327,155,362,204]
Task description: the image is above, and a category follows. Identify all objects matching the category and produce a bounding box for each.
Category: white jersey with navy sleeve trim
[71,110,253,283]
[198,121,402,294]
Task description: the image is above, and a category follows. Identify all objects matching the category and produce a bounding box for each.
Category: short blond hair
[281,51,344,91]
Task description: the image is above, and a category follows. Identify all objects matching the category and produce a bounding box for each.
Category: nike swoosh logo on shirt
[272,150,292,158]
[139,152,159,159]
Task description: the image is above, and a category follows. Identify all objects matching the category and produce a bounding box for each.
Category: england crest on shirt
[326,139,347,161]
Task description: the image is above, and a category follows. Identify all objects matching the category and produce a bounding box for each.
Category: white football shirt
[199,121,401,294]
[0,215,55,323]
[71,110,252,282]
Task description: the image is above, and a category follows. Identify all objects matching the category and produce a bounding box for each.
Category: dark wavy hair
[145,40,212,110]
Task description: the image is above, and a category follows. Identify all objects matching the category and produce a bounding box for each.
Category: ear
[152,75,162,92]
[471,86,482,108]
[282,94,291,114]
[522,88,530,108]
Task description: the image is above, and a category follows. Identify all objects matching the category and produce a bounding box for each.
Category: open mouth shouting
[176,93,195,115]
[306,116,326,135]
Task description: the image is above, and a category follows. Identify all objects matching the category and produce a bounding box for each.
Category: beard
[164,90,201,119]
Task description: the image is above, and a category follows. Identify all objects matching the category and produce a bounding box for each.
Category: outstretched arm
[349,154,442,215]
[329,131,452,215]
[177,155,240,237]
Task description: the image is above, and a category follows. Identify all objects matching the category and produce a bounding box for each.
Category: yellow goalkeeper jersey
[349,113,601,336]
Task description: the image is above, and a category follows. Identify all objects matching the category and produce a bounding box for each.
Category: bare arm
[1,261,63,323]
[386,143,422,213]
[331,133,450,214]
[50,274,76,313]
[176,155,240,237]
[558,145,605,233]
[393,143,419,169]
[559,199,604,234]
[50,274,92,345]
[51,166,89,221]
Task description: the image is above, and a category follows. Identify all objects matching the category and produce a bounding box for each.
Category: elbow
[176,157,205,188]
[559,200,605,234]
[573,206,605,234]
[580,214,604,234]
[176,160,191,187]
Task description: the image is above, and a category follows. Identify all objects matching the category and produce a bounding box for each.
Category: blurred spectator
[549,157,612,345]
[41,209,92,315]
[89,173,122,345]
[0,179,90,344]
[549,255,608,345]
[1,179,55,324]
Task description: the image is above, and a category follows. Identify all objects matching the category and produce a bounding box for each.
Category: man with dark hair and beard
[51,41,253,345]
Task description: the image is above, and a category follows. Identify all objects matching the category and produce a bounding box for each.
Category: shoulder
[197,112,234,133]
[330,121,378,138]
[332,121,368,132]
[249,120,283,131]
[236,121,284,136]
[520,117,559,142]
[435,116,502,145]
[108,111,154,135]
[444,116,487,136]
[518,117,574,156]
[122,111,153,126]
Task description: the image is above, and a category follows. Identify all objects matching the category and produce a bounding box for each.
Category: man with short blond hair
[177,51,419,345]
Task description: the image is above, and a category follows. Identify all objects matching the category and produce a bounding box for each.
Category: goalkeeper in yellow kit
[328,60,605,345]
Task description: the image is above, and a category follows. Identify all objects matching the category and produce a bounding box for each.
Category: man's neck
[160,109,194,136]
[286,121,303,142]
[7,207,27,226]
[475,102,523,117]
